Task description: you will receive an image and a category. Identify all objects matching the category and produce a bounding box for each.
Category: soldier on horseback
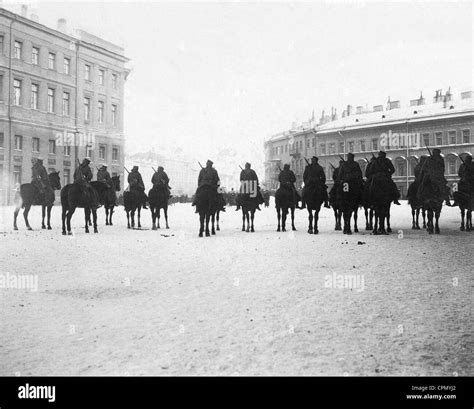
[301,156,330,209]
[419,148,452,206]
[31,157,51,198]
[97,164,113,188]
[151,166,172,197]
[278,163,303,209]
[192,159,220,212]
[128,165,148,209]
[74,157,93,191]
[458,154,474,194]
[337,153,364,187]
[369,151,401,205]
[236,162,264,211]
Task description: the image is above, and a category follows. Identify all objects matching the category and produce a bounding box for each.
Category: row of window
[10,78,118,125]
[0,36,119,87]
[0,133,120,162]
[271,130,472,157]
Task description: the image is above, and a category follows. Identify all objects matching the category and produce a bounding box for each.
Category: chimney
[30,12,39,22]
[356,106,363,115]
[57,18,67,33]
[21,4,28,17]
[346,105,353,116]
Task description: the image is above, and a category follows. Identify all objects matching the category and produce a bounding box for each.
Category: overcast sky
[4,0,473,167]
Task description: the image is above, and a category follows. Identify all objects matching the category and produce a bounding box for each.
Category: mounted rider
[337,153,364,188]
[192,159,220,212]
[236,162,264,211]
[302,156,330,208]
[97,164,113,188]
[73,158,93,195]
[151,166,172,198]
[414,156,428,180]
[458,154,474,194]
[418,148,452,206]
[31,157,51,196]
[368,151,401,205]
[128,165,148,209]
[278,163,303,208]
[329,159,344,205]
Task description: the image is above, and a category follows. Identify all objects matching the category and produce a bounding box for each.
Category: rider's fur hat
[158,166,164,171]
[206,160,213,166]
[311,156,318,162]
[432,148,441,154]
[245,162,251,168]
[132,165,139,170]
[378,151,387,157]
[283,163,290,170]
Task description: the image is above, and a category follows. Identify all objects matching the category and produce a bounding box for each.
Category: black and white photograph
[0,0,472,408]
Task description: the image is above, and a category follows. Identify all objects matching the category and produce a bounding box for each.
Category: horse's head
[49,171,61,190]
[112,175,121,191]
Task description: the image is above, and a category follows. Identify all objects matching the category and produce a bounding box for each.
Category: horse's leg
[427,209,434,234]
[165,206,169,229]
[372,212,379,235]
[13,203,21,230]
[42,205,46,229]
[308,209,313,234]
[105,207,109,225]
[205,213,211,237]
[411,207,416,229]
[242,209,246,231]
[250,209,255,232]
[467,210,472,231]
[110,205,114,226]
[93,208,98,233]
[151,207,156,230]
[386,206,392,233]
[67,207,75,235]
[84,208,90,233]
[211,213,216,235]
[137,207,142,228]
[157,208,161,229]
[126,210,131,229]
[364,207,369,230]
[23,204,33,230]
[277,208,281,232]
[47,205,52,229]
[314,208,320,234]
[353,208,359,233]
[282,209,287,232]
[460,208,465,231]
[434,208,440,234]
[216,210,220,231]
[199,212,204,237]
[333,208,338,230]
[130,209,135,228]
[422,209,427,229]
[246,212,250,232]
[291,207,296,231]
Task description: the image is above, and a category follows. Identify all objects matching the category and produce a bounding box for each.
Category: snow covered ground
[0,200,472,376]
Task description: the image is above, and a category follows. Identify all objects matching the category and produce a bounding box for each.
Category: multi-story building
[0,6,129,204]
[264,89,474,197]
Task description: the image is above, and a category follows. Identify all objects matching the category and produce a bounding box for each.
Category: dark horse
[61,182,104,235]
[362,180,374,231]
[213,192,226,232]
[368,174,393,235]
[124,189,146,229]
[240,193,259,232]
[275,184,296,232]
[92,175,120,226]
[148,183,170,230]
[303,182,325,234]
[407,180,426,230]
[13,171,61,230]
[329,183,342,231]
[453,184,473,232]
[195,185,219,237]
[335,180,363,235]
[417,176,443,234]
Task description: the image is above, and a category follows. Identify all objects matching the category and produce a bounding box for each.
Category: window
[63,169,70,185]
[299,140,303,150]
[111,104,117,126]
[13,79,22,106]
[48,52,56,70]
[63,58,70,75]
[422,133,430,147]
[329,143,336,154]
[360,140,366,152]
[448,131,457,145]
[112,73,117,89]
[14,41,22,59]
[0,35,4,54]
[0,74,3,101]
[0,133,3,148]
[63,92,70,116]
[86,145,93,159]
[112,146,119,161]
[306,139,310,148]
[98,101,104,123]
[285,144,288,153]
[84,97,90,121]
[319,144,326,155]
[462,129,470,144]
[312,138,315,148]
[447,158,457,175]
[348,141,354,152]
[84,64,91,81]
[14,135,22,150]
[31,83,39,109]
[339,142,345,153]
[13,165,22,185]
[48,139,56,154]
[372,138,378,151]
[397,160,406,176]
[31,47,39,65]
[47,88,55,113]
[435,132,443,146]
[32,137,40,152]
[99,145,106,160]
[98,69,105,85]
[63,144,71,156]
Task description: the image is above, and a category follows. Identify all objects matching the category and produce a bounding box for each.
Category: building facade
[0,7,129,204]
[264,89,474,198]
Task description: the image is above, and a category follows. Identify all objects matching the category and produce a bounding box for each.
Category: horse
[92,175,121,226]
[13,171,61,231]
[407,180,426,230]
[368,174,393,235]
[124,188,146,229]
[336,179,362,235]
[417,175,445,235]
[212,191,226,232]
[453,184,474,232]
[329,183,342,231]
[275,184,296,232]
[361,180,374,231]
[194,185,219,237]
[303,182,325,234]
[148,183,170,230]
[240,193,259,233]
[61,182,104,235]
